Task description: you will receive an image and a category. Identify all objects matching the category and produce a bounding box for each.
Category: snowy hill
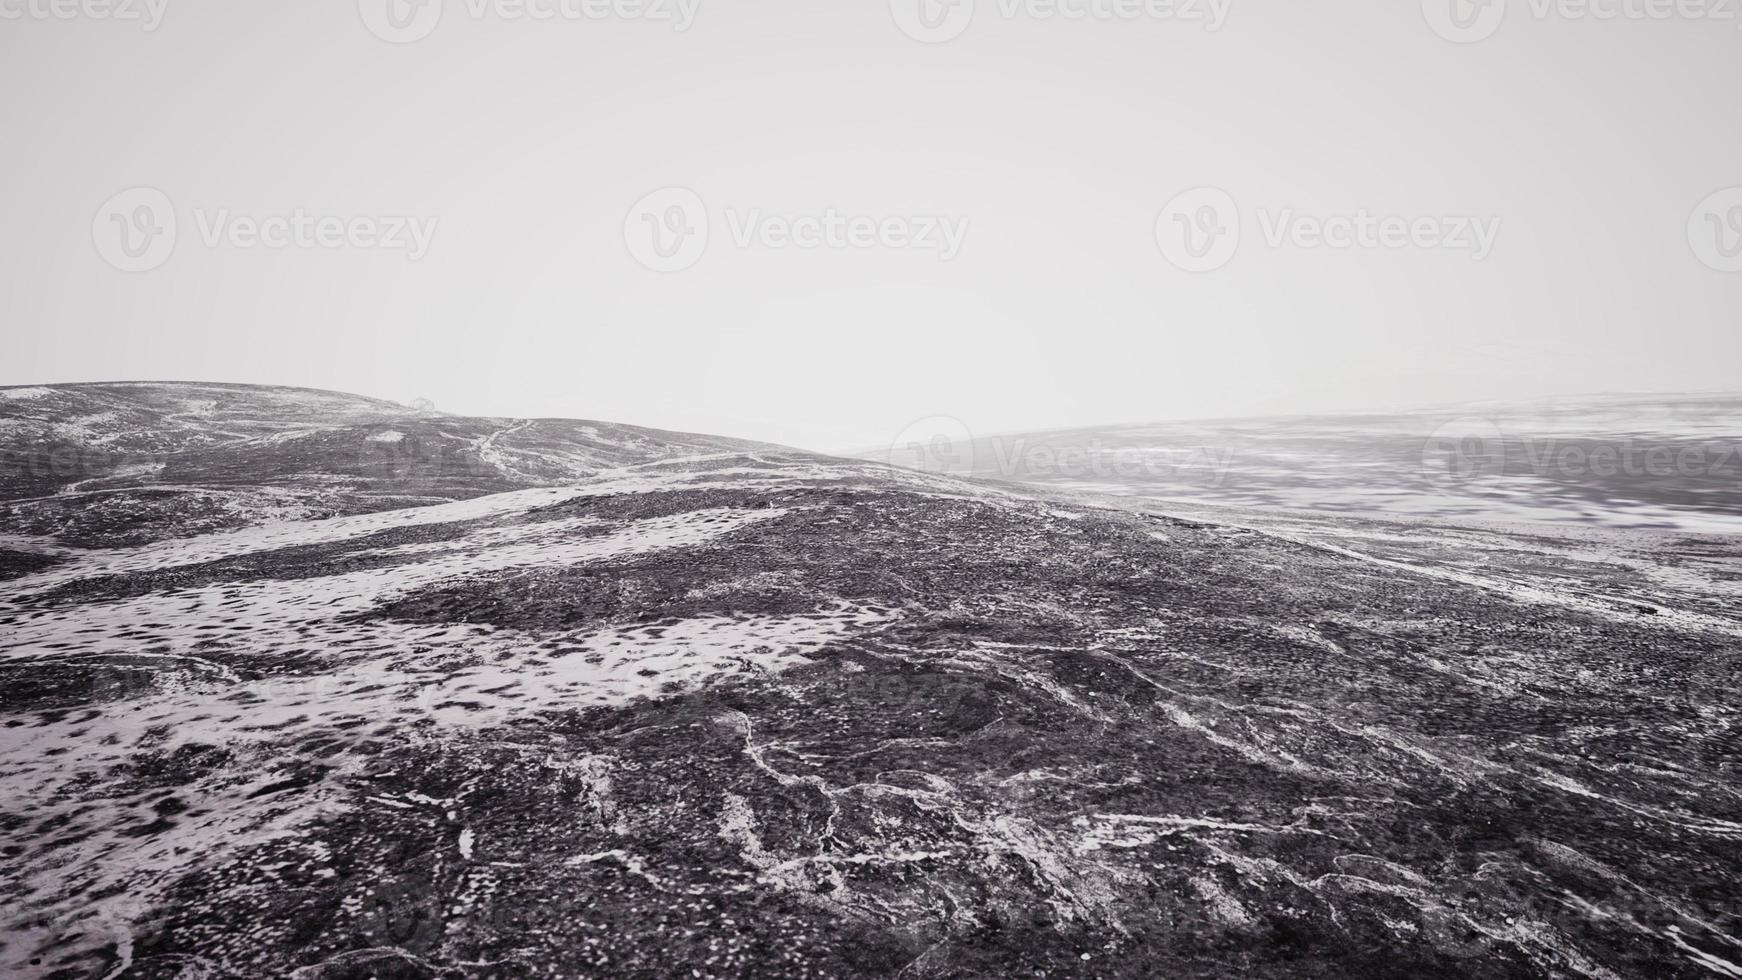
[2,385,1740,979]
[0,382,777,548]
[872,394,1742,533]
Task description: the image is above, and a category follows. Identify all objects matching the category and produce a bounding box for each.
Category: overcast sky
[2,0,1739,452]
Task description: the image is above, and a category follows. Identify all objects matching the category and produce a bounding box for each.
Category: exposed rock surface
[2,384,1739,979]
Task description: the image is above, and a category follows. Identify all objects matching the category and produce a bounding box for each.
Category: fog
[3,0,1739,452]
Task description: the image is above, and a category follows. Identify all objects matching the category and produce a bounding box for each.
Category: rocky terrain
[0,382,774,549]
[2,383,1739,979]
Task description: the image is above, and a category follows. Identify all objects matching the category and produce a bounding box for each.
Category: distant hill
[867,393,1742,532]
[0,382,781,546]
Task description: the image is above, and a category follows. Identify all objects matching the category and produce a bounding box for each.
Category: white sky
[2,0,1739,453]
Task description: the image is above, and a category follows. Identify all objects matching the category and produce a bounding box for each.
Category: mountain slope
[2,386,1740,979]
[0,382,778,548]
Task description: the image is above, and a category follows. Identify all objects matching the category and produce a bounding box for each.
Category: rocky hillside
[0,383,774,549]
[2,385,1739,979]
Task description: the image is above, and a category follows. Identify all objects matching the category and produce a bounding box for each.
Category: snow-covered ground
[5,383,1740,980]
[868,393,1742,533]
